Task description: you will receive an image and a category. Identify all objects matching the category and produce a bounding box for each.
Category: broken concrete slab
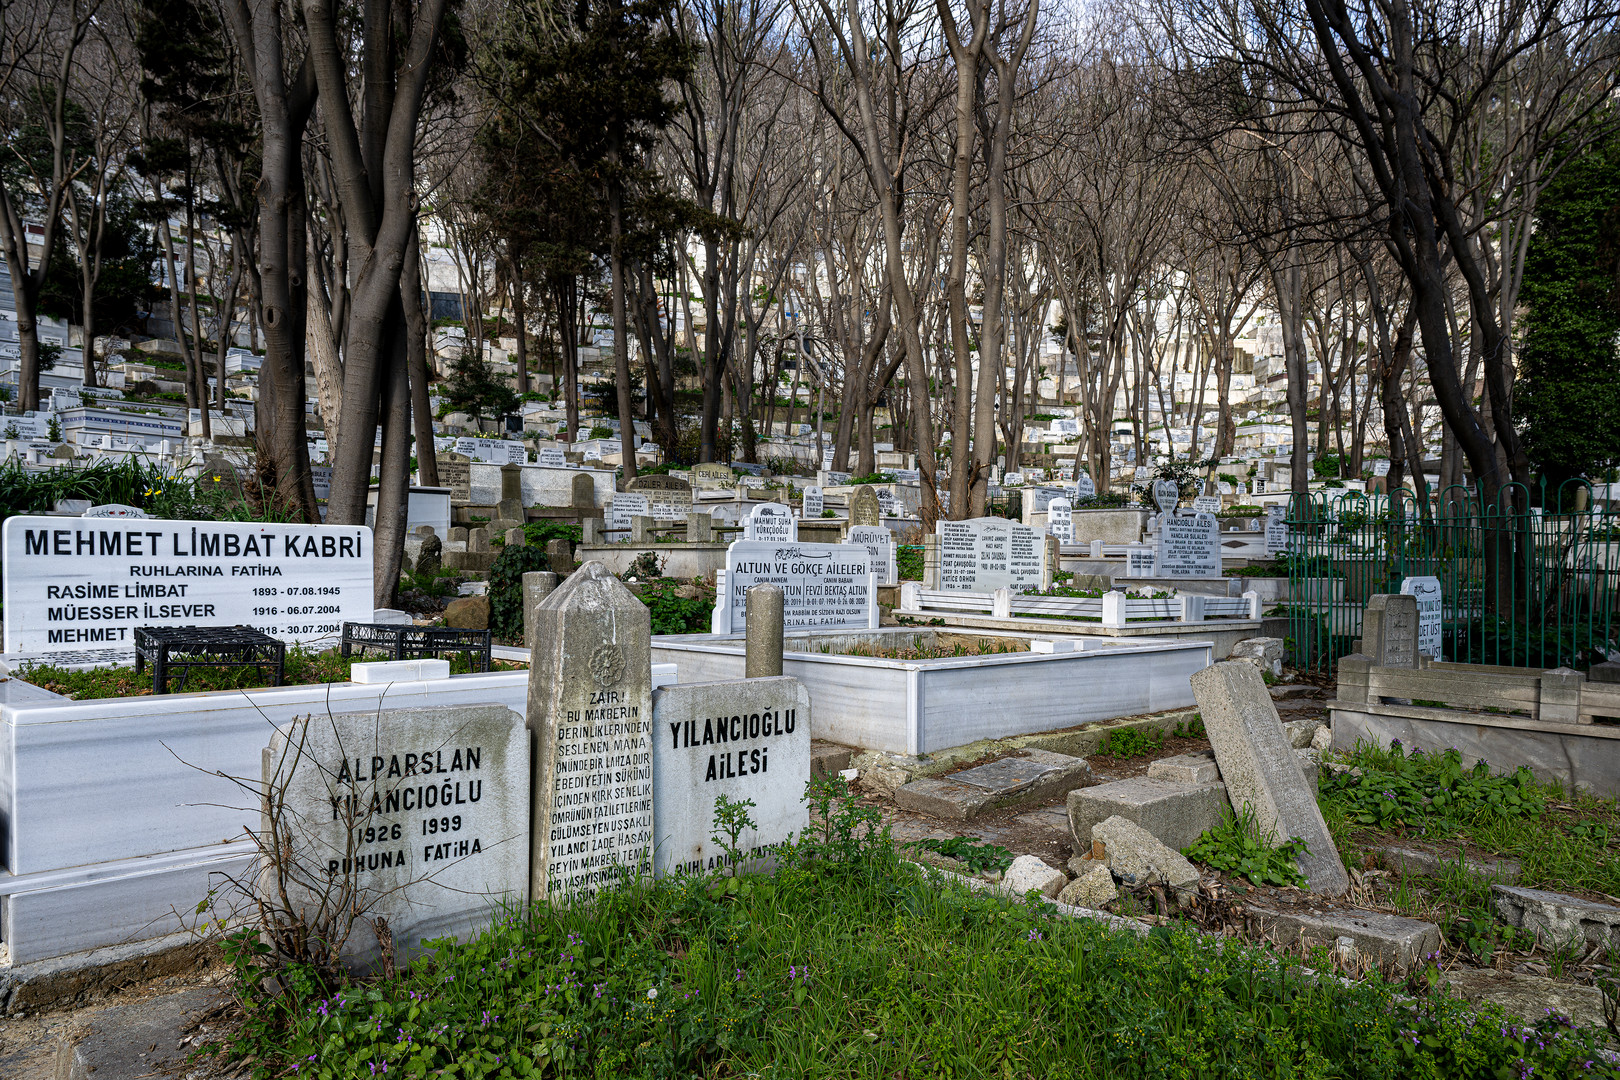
[1002,855,1067,899]
[1372,844,1521,883]
[1229,637,1283,677]
[1058,860,1117,909]
[1438,968,1607,1031]
[1068,776,1228,853]
[54,985,228,1080]
[1012,806,1071,835]
[1492,884,1620,951]
[896,751,1093,822]
[811,740,854,780]
[1092,815,1200,893]
[1191,661,1349,895]
[1147,752,1220,785]
[1247,907,1440,973]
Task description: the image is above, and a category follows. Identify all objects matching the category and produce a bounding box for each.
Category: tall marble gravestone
[1362,593,1419,668]
[1400,576,1442,661]
[1155,513,1221,578]
[1264,503,1289,558]
[651,676,811,875]
[263,703,530,969]
[848,486,882,526]
[717,541,875,632]
[801,485,824,518]
[935,517,1046,592]
[1046,498,1073,543]
[744,503,797,543]
[526,563,655,903]
[847,524,897,586]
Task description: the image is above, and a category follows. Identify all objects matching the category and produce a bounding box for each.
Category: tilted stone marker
[1074,473,1096,499]
[1362,593,1419,668]
[263,702,529,969]
[527,563,654,902]
[849,485,882,526]
[1190,661,1348,895]
[650,676,810,876]
[1400,576,1442,661]
[744,502,797,543]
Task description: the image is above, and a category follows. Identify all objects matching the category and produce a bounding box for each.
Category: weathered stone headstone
[691,462,735,490]
[716,541,875,632]
[546,538,574,576]
[570,473,596,509]
[874,489,896,516]
[1152,479,1179,514]
[651,677,810,876]
[439,454,472,504]
[1400,576,1442,662]
[468,527,490,553]
[1363,593,1419,668]
[849,486,882,526]
[1155,513,1220,578]
[744,503,797,543]
[686,511,713,542]
[500,464,523,504]
[1190,661,1348,895]
[263,703,529,968]
[415,533,443,575]
[846,524,896,586]
[526,563,654,902]
[935,517,1046,592]
[608,492,651,535]
[802,485,823,517]
[626,473,694,519]
[522,571,559,651]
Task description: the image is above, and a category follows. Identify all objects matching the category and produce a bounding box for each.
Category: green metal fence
[1284,481,1620,673]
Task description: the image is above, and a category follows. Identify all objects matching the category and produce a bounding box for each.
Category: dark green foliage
[905,835,1013,874]
[1312,452,1342,480]
[896,544,924,581]
[638,578,713,634]
[441,346,520,426]
[521,519,583,548]
[486,543,552,641]
[1096,726,1164,759]
[1184,805,1309,888]
[1319,742,1548,830]
[1518,123,1620,484]
[1073,490,1131,508]
[1132,459,1206,508]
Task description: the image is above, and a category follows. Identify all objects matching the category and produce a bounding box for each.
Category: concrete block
[811,741,854,780]
[1092,815,1199,892]
[1067,777,1228,852]
[1247,907,1440,973]
[1147,751,1220,785]
[1371,844,1520,883]
[892,777,994,821]
[1492,884,1620,951]
[1002,855,1067,899]
[350,658,450,683]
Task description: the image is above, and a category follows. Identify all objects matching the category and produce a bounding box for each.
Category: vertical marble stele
[526,562,653,904]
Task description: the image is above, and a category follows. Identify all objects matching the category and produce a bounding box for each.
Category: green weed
[1097,726,1164,759]
[1184,804,1309,888]
[905,836,1014,875]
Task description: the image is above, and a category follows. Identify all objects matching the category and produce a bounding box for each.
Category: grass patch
[814,637,1023,660]
[1096,725,1164,759]
[216,782,1620,1079]
[18,647,521,699]
[904,835,1014,875]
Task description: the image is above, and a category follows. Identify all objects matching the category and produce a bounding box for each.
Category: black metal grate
[340,622,493,672]
[133,625,287,695]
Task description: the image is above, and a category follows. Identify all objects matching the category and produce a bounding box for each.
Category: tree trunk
[403,226,437,486]
[373,297,411,605]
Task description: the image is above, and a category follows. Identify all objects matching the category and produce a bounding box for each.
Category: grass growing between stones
[18,648,523,699]
[217,781,1620,1080]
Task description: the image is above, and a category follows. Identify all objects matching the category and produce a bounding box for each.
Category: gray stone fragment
[1068,777,1228,852]
[1146,752,1220,785]
[522,571,560,652]
[1363,593,1419,668]
[1190,661,1348,895]
[1057,860,1116,908]
[1229,637,1284,677]
[1247,907,1440,973]
[1438,969,1607,1030]
[1283,718,1324,749]
[1001,855,1067,899]
[1310,723,1333,752]
[1492,884,1620,951]
[686,511,713,541]
[892,777,994,821]
[414,533,442,575]
[1092,815,1200,892]
[55,986,226,1080]
[745,584,784,678]
[468,527,491,553]
[546,537,574,576]
[1372,844,1520,883]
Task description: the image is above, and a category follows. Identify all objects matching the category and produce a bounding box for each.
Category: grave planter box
[651,628,1211,756]
[1069,509,1151,545]
[576,541,730,580]
[0,669,530,965]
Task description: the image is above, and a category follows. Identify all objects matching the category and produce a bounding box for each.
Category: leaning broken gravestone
[526,563,654,903]
[1189,661,1348,895]
[262,703,530,970]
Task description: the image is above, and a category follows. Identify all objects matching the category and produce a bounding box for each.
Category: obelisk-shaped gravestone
[527,562,654,903]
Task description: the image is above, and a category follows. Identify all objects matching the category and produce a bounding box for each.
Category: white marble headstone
[744,503,797,543]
